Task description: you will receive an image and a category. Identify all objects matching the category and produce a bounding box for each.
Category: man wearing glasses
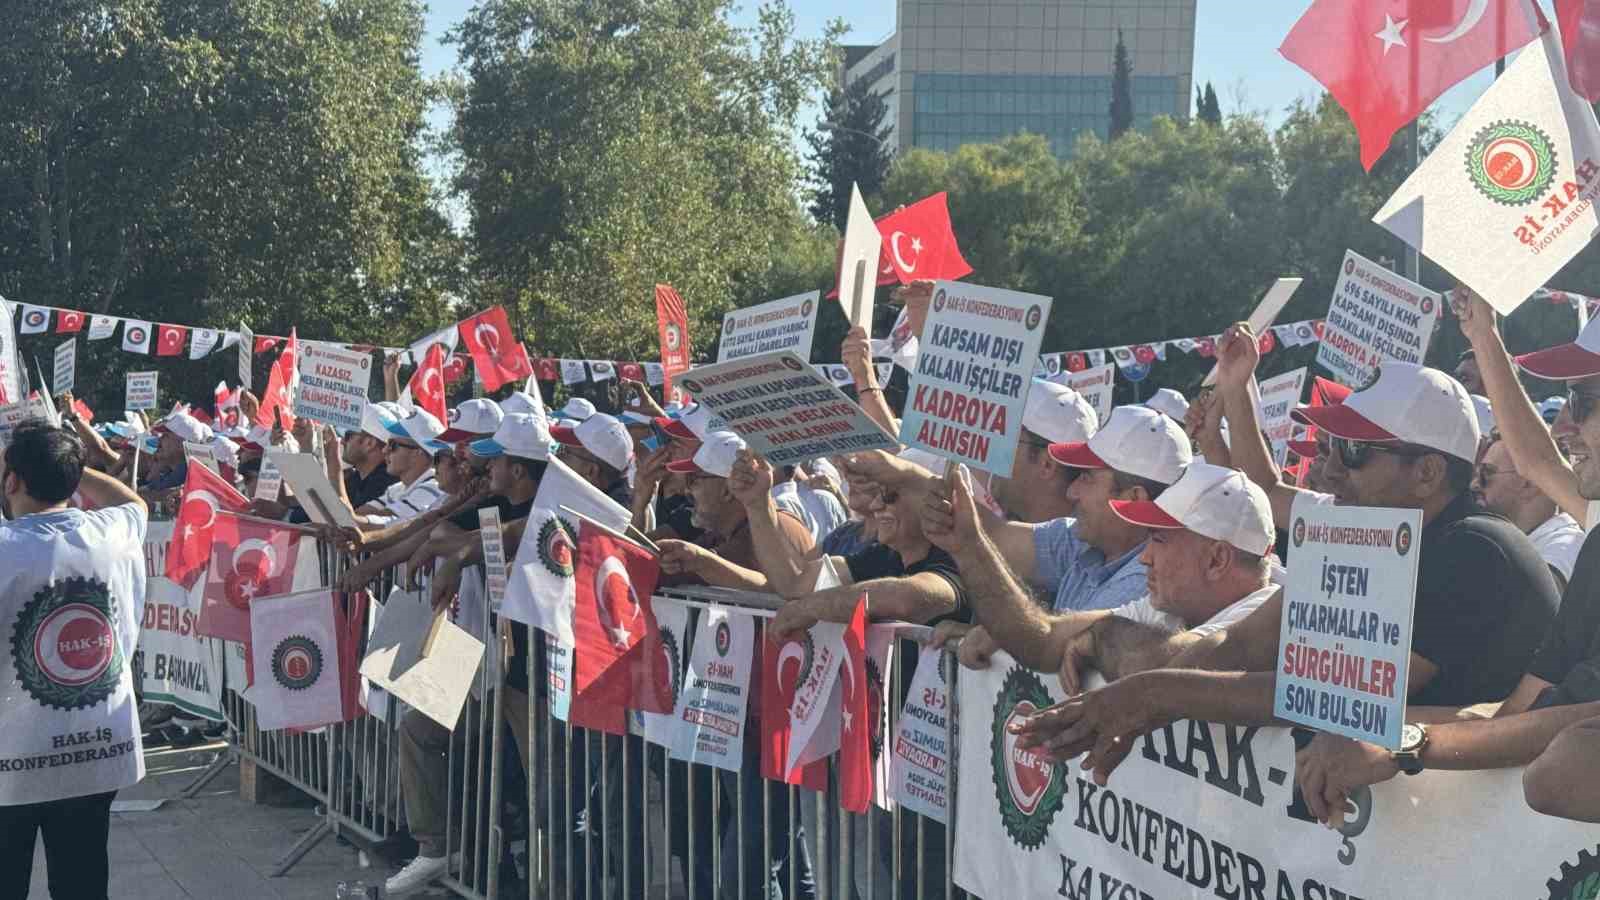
[548,412,633,506]
[356,408,448,524]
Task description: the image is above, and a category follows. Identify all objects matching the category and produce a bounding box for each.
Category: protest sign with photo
[899,281,1053,476]
[125,372,158,411]
[717,291,820,363]
[1276,496,1420,749]
[1257,367,1307,446]
[1317,249,1440,388]
[294,342,372,433]
[53,340,74,397]
[675,351,899,466]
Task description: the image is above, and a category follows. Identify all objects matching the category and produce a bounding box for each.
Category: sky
[416,0,1505,214]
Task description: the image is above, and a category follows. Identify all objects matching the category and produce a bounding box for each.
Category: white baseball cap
[1291,363,1479,463]
[1516,314,1600,379]
[553,398,596,422]
[1048,405,1192,485]
[158,412,212,445]
[360,401,401,442]
[1145,388,1190,423]
[666,430,746,478]
[439,398,504,442]
[1023,379,1098,445]
[1109,462,1274,556]
[500,391,543,418]
[470,412,552,460]
[656,403,722,441]
[386,408,451,454]
[1539,396,1567,423]
[551,412,633,472]
[1471,395,1495,438]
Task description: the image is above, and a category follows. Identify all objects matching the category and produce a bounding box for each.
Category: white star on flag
[1374,14,1408,56]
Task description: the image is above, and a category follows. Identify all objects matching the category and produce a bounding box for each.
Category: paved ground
[25,739,452,900]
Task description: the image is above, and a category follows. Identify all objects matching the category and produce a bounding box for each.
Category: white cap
[551,412,633,472]
[211,436,240,470]
[470,412,552,460]
[1022,380,1098,445]
[554,398,596,422]
[1292,363,1479,463]
[667,430,746,478]
[1109,462,1274,556]
[657,403,723,441]
[1145,388,1190,423]
[361,401,400,442]
[387,407,450,454]
[440,398,504,442]
[500,390,544,417]
[160,412,212,445]
[1538,396,1567,423]
[1048,405,1192,485]
[1471,395,1495,438]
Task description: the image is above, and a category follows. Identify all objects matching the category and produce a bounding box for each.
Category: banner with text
[1258,367,1307,447]
[1317,250,1440,388]
[718,291,820,363]
[295,342,373,433]
[125,372,158,411]
[1062,363,1114,424]
[132,522,224,720]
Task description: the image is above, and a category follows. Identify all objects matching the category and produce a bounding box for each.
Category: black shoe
[166,726,208,749]
[201,721,227,740]
[369,830,420,866]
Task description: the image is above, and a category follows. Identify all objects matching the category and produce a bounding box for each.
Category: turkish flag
[459,307,531,391]
[837,596,872,813]
[535,357,561,382]
[442,353,468,385]
[166,463,251,589]
[71,398,94,423]
[759,627,831,791]
[56,310,85,334]
[619,362,644,382]
[873,192,973,285]
[254,335,280,355]
[1280,0,1543,170]
[195,511,304,643]
[256,331,297,429]
[156,324,188,357]
[1257,329,1277,355]
[571,524,670,715]
[1064,352,1088,373]
[654,285,692,402]
[214,381,233,413]
[406,342,449,423]
[1558,0,1600,100]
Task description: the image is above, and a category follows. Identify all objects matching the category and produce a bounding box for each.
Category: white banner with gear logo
[133,522,225,720]
[954,653,1600,900]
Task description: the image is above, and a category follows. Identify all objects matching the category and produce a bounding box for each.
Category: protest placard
[1201,277,1302,387]
[837,185,882,329]
[1317,249,1440,388]
[478,506,507,611]
[1062,363,1114,423]
[254,457,283,502]
[237,322,254,390]
[1275,496,1420,748]
[183,441,219,474]
[360,587,484,730]
[898,282,1053,476]
[889,643,951,823]
[1257,367,1307,446]
[294,342,372,433]
[669,605,755,772]
[125,372,158,411]
[674,351,899,466]
[267,450,357,528]
[717,291,820,363]
[132,523,224,720]
[52,340,74,397]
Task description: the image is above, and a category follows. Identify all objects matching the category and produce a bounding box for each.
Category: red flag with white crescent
[760,624,838,791]
[166,463,252,588]
[571,523,670,715]
[156,324,188,357]
[196,512,304,644]
[406,342,449,423]
[459,307,532,391]
[872,192,973,286]
[56,310,84,334]
[837,595,872,812]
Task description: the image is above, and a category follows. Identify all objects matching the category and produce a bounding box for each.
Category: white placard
[1063,363,1115,423]
[477,507,507,611]
[52,340,75,397]
[183,441,219,474]
[254,458,283,502]
[294,342,373,433]
[133,522,224,720]
[1202,277,1302,387]
[125,372,158,411]
[717,291,821,363]
[674,351,899,467]
[888,644,950,823]
[1317,249,1441,388]
[899,281,1054,476]
[359,587,484,730]
[668,605,755,771]
[1256,367,1307,445]
[1276,497,1420,749]
[266,450,357,528]
[238,322,254,391]
[837,184,883,329]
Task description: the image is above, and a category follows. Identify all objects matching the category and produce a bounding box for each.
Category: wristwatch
[1392,723,1428,775]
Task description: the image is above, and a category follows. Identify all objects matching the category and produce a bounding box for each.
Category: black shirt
[484,496,535,690]
[1528,528,1600,707]
[843,543,970,627]
[1408,493,1560,707]
[450,494,534,533]
[346,463,399,509]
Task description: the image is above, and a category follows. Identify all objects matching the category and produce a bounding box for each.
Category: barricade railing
[214,538,971,899]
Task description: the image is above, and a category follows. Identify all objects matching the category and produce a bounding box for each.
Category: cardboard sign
[1317,250,1441,388]
[237,322,254,391]
[183,441,219,474]
[717,291,821,363]
[889,643,951,823]
[838,184,883,329]
[52,340,75,397]
[125,372,158,411]
[674,351,899,466]
[1202,278,1302,387]
[1257,367,1307,445]
[477,506,507,611]
[899,282,1054,476]
[254,458,283,502]
[668,605,755,771]
[266,450,357,528]
[1275,496,1420,749]
[294,342,372,433]
[360,587,484,730]
[1062,363,1115,423]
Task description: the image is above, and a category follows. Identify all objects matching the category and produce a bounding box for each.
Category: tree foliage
[805,74,894,230]
[1198,83,1222,126]
[1109,30,1133,140]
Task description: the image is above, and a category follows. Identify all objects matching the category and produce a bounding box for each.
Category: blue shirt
[1032,518,1150,613]
[821,519,876,558]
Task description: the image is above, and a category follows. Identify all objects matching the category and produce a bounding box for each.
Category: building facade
[844,0,1196,156]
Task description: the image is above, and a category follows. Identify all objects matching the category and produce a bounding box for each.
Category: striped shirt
[1032,517,1150,613]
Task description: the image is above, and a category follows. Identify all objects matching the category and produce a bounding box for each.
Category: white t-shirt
[771,482,848,543]
[1112,584,1279,638]
[381,470,444,521]
[0,503,148,805]
[1529,512,1585,582]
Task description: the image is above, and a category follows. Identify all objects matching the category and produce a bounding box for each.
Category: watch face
[1401,723,1425,751]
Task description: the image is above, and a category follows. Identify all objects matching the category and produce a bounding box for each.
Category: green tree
[805,73,894,230]
[447,0,844,362]
[1199,82,1223,126]
[1109,30,1134,140]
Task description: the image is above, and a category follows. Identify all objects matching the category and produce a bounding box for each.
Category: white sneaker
[386,853,449,894]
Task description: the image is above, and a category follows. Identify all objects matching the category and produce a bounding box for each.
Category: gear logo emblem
[865,655,887,760]
[714,620,732,657]
[537,517,577,578]
[990,665,1066,850]
[1547,845,1600,900]
[660,627,684,704]
[11,577,123,711]
[271,635,322,691]
[1466,120,1557,206]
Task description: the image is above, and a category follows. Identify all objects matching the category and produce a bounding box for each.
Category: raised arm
[730,450,827,597]
[1215,323,1312,527]
[767,573,959,640]
[842,326,899,437]
[1457,287,1587,521]
[76,464,147,514]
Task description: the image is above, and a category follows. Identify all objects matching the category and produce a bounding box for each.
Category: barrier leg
[271,818,333,877]
[177,747,237,800]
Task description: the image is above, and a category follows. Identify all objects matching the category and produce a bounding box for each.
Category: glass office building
[844,0,1196,157]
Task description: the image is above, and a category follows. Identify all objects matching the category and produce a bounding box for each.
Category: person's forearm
[851,575,956,625]
[1469,324,1587,521]
[694,554,769,591]
[745,497,818,598]
[955,529,1072,672]
[1089,615,1197,682]
[362,530,433,575]
[1524,716,1600,821]
[76,466,146,513]
[854,387,900,438]
[362,505,452,552]
[384,368,400,403]
[1145,669,1281,727]
[1167,615,1278,673]
[1219,379,1283,494]
[630,483,657,535]
[1423,700,1600,770]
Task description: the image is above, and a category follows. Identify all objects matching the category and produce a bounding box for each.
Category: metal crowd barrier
[212,537,972,899]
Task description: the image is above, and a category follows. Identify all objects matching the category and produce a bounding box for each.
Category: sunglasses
[1568,387,1600,425]
[1330,436,1434,470]
[386,439,421,453]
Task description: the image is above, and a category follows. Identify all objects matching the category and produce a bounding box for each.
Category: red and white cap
[1023,380,1098,445]
[1109,462,1274,556]
[1291,362,1479,463]
[1048,405,1191,485]
[654,403,722,442]
[666,431,746,478]
[551,412,634,472]
[1515,315,1600,380]
[439,398,504,442]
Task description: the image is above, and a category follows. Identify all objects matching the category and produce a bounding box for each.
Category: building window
[910,73,1180,156]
